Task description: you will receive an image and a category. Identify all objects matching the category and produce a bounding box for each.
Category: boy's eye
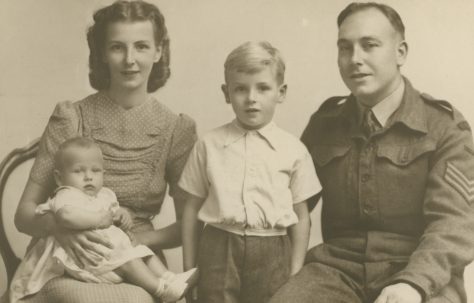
[234,86,247,92]
[258,85,271,91]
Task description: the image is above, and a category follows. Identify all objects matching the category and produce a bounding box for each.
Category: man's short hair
[337,2,405,39]
[224,41,286,85]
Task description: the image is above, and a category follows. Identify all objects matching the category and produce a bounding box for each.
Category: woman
[14,1,196,302]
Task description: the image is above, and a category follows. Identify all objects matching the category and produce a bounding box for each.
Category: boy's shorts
[197,224,291,303]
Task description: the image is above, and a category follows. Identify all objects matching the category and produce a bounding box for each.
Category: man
[270,2,474,303]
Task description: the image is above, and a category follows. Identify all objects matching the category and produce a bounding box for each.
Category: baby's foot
[158,268,199,302]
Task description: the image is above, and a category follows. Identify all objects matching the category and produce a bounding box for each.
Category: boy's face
[222,67,286,130]
[56,147,104,197]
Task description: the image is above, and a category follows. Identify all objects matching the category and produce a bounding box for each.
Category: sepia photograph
[1,0,474,302]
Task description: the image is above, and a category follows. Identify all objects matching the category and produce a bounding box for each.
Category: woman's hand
[53,227,114,268]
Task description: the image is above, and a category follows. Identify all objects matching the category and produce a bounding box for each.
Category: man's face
[337,8,407,106]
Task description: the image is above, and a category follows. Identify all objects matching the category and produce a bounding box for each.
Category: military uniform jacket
[302,78,474,301]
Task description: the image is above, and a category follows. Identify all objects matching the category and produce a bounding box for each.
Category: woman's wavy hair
[87,0,170,92]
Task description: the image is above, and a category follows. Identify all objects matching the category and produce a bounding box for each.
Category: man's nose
[350,46,363,65]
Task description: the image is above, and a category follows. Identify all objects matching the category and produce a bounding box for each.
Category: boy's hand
[113,207,133,230]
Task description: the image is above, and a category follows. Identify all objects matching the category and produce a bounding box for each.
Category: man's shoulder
[419,92,469,131]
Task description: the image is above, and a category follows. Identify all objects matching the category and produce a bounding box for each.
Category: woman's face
[103,20,162,92]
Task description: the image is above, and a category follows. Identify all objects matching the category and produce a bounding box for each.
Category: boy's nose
[248,90,258,103]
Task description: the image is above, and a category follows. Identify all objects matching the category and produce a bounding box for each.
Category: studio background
[1,0,474,299]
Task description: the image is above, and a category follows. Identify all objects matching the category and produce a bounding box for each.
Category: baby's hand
[113,207,133,230]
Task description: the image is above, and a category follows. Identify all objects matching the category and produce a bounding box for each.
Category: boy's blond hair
[224,41,285,85]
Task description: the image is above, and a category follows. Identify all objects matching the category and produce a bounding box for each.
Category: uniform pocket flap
[377,140,436,166]
[311,144,352,166]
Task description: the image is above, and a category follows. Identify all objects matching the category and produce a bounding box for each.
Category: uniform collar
[224,120,280,150]
[338,77,427,135]
[386,77,428,133]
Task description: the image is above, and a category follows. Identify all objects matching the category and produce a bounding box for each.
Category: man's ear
[396,40,408,67]
[278,84,288,103]
[221,84,230,104]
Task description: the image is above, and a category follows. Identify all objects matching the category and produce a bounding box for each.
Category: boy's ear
[54,169,62,186]
[278,84,288,103]
[221,84,231,104]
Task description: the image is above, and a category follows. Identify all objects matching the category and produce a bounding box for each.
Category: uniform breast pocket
[376,139,436,217]
[311,143,354,216]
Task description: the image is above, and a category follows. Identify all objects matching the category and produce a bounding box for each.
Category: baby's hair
[224,41,285,85]
[54,137,101,170]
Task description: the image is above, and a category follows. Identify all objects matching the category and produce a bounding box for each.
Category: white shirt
[178,120,321,236]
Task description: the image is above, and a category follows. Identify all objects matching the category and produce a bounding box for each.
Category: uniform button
[363,205,374,215]
[361,174,370,182]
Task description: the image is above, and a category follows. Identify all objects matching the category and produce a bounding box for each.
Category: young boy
[180,41,321,303]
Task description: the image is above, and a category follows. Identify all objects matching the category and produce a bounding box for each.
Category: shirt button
[361,174,370,183]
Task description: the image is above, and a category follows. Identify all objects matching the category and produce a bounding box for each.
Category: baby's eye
[92,168,103,173]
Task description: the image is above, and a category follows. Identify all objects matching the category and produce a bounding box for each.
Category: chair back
[0,138,39,287]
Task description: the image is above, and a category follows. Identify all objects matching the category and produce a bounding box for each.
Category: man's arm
[386,112,474,300]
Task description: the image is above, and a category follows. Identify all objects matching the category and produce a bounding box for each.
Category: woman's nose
[125,47,136,65]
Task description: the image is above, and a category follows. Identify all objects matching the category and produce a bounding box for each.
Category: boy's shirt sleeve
[178,139,209,199]
[290,146,322,204]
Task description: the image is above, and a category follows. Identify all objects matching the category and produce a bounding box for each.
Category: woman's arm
[288,201,310,275]
[134,195,188,250]
[181,194,205,271]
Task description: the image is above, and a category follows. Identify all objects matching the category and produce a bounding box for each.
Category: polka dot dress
[30,92,197,218]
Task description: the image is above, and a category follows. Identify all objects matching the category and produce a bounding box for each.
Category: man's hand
[374,283,422,303]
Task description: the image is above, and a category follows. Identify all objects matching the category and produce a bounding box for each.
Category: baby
[10,137,197,303]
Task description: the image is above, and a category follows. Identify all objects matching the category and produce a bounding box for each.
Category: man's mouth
[245,108,260,113]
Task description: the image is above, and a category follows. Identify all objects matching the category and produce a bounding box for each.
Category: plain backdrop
[1,0,474,300]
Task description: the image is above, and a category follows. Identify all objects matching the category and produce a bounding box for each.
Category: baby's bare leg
[145,254,169,277]
[114,259,161,294]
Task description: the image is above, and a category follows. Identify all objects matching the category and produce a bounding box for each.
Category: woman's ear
[154,44,163,63]
[221,84,231,104]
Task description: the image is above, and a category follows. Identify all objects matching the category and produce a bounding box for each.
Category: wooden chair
[0,139,156,303]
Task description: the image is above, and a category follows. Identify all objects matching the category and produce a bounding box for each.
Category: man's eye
[109,44,123,51]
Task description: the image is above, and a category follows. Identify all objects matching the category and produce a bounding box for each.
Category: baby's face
[58,147,104,197]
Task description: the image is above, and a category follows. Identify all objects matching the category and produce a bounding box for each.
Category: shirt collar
[356,78,405,127]
[224,120,280,150]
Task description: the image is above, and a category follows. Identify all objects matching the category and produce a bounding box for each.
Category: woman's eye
[136,43,150,50]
